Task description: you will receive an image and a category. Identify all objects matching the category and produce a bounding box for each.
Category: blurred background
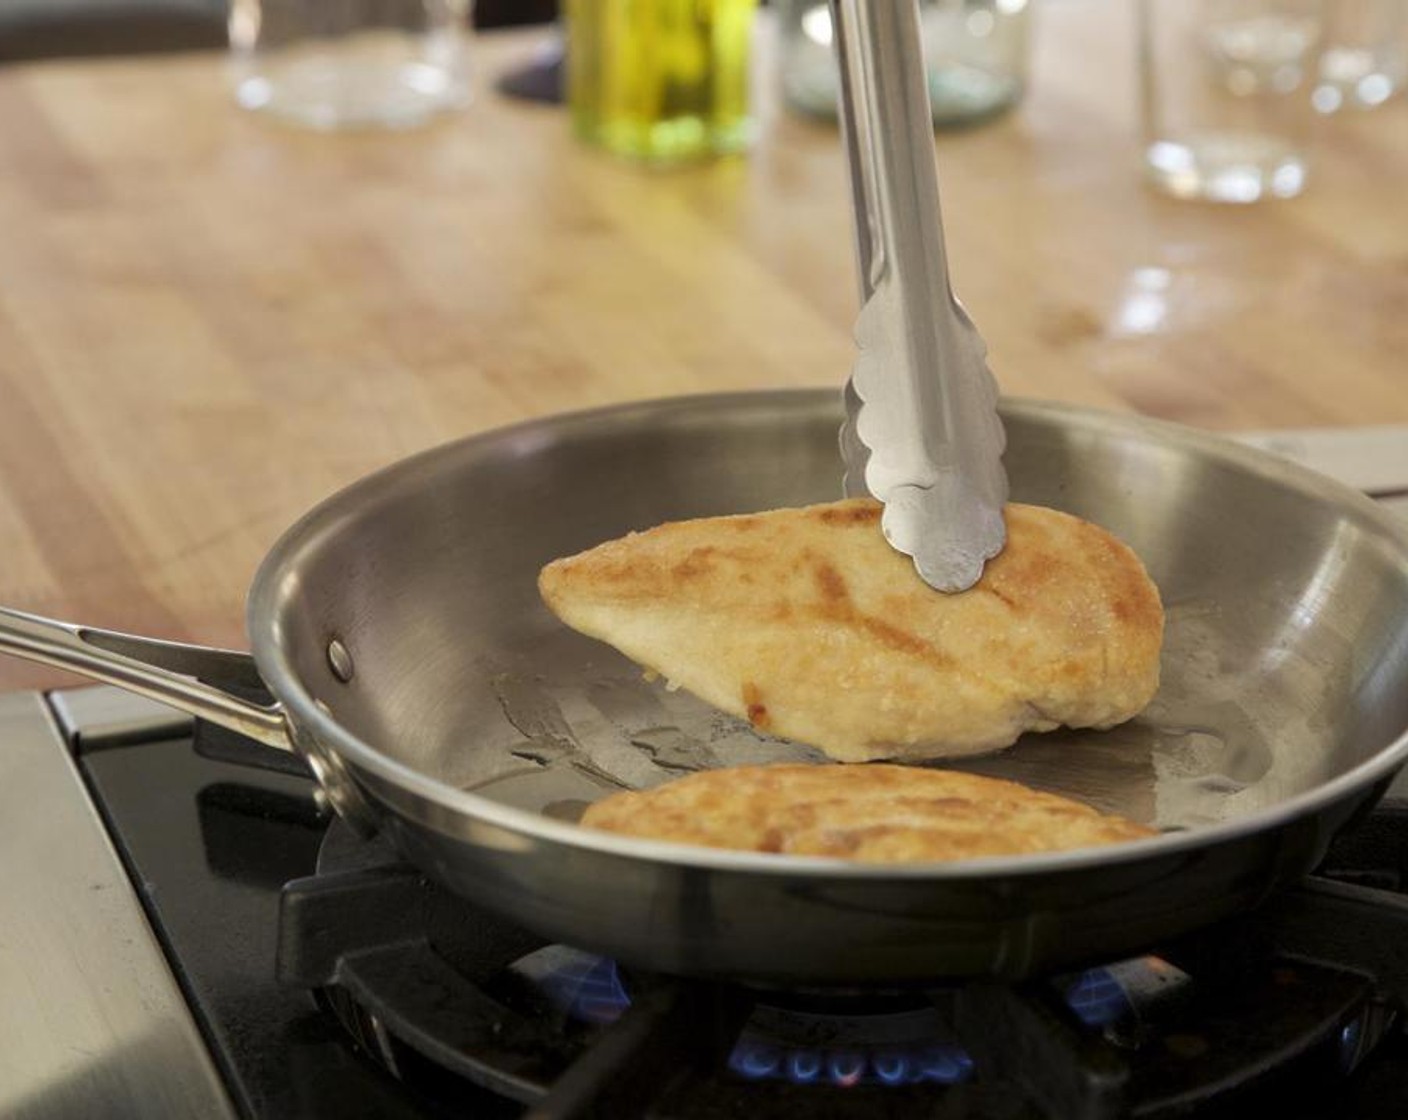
[0,0,557,62]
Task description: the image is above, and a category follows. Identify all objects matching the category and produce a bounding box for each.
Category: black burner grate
[275,811,1408,1120]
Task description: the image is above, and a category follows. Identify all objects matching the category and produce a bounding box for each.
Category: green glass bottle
[566,0,758,164]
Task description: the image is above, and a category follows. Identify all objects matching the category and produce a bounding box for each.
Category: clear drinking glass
[778,0,1032,127]
[1314,0,1408,111]
[1138,0,1328,202]
[228,0,473,130]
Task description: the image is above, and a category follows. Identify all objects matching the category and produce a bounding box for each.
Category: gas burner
[274,819,1408,1119]
[512,946,978,1089]
[45,697,1408,1119]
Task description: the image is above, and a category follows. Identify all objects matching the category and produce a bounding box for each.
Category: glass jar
[1138,0,1326,202]
[1314,0,1408,112]
[227,0,472,130]
[566,0,759,164]
[778,0,1033,127]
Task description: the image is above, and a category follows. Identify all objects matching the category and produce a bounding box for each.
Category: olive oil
[566,0,758,163]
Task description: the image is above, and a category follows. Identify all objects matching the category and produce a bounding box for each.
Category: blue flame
[728,1038,974,1088]
[788,1050,824,1083]
[828,1051,866,1087]
[1062,967,1130,1028]
[916,1044,975,1084]
[532,950,1137,1090]
[873,1052,909,1086]
[733,1041,783,1079]
[538,955,632,1025]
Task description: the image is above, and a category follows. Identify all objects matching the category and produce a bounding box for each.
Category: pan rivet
[327,639,354,683]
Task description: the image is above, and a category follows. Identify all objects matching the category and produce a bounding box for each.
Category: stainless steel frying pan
[4,391,1408,985]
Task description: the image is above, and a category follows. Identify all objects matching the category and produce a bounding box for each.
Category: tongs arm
[830,0,1008,592]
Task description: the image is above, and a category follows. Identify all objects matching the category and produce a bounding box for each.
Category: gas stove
[3,683,1408,1120]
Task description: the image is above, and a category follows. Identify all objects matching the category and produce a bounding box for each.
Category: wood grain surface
[0,2,1404,690]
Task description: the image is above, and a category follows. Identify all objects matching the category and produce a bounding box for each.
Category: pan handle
[0,606,292,752]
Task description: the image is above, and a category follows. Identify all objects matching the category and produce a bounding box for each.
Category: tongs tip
[881,480,1007,593]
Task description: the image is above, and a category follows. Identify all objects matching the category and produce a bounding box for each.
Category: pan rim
[247,388,1408,880]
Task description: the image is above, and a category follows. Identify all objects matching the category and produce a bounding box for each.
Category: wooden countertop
[1,2,1405,690]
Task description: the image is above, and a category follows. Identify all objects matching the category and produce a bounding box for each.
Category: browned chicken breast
[539,499,1163,762]
[581,764,1155,861]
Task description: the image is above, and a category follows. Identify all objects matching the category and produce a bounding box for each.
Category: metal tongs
[830,0,1008,592]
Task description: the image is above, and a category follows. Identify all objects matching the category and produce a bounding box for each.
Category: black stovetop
[76,716,1408,1120]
